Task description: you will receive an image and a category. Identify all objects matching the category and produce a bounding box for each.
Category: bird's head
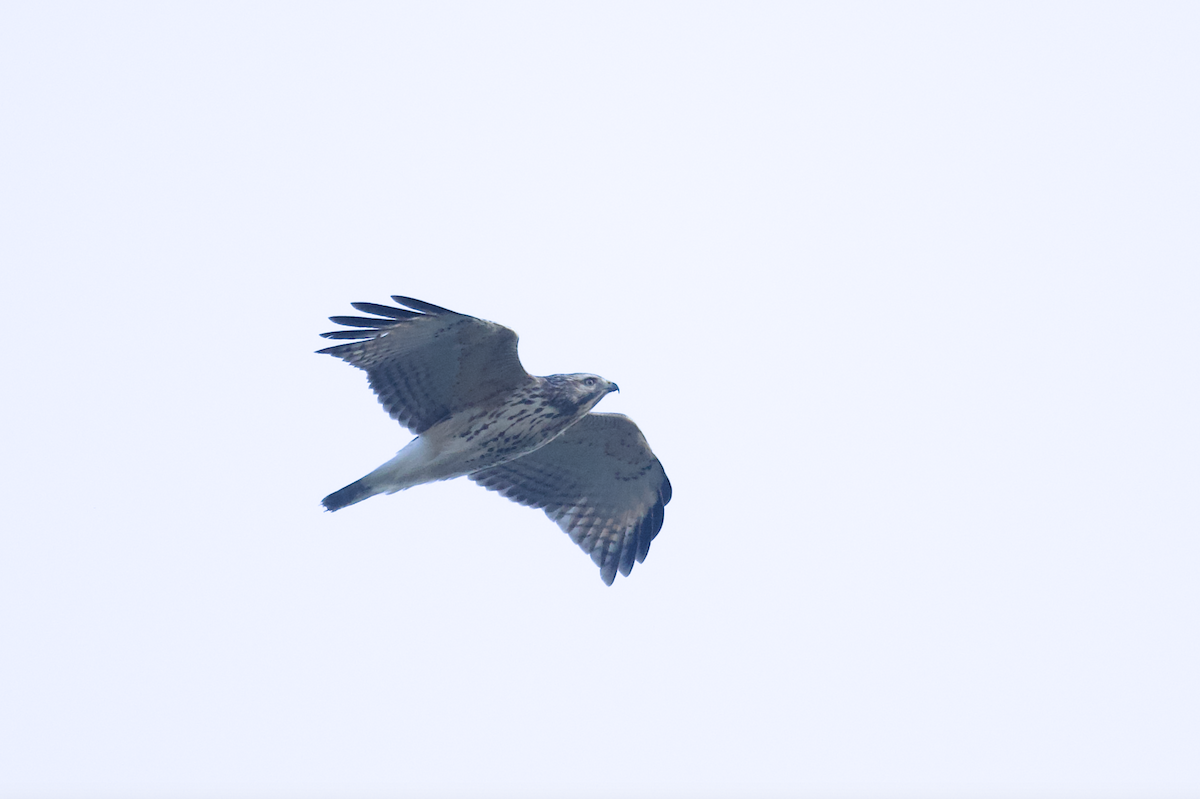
[545,373,619,413]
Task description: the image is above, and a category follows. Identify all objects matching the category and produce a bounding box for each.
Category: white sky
[2,3,1198,798]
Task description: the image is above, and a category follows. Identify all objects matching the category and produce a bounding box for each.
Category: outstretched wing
[469,413,672,585]
[318,296,531,434]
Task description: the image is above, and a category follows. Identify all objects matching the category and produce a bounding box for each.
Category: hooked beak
[608,382,620,394]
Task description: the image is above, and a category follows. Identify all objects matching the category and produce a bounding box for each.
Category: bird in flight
[318,296,672,585]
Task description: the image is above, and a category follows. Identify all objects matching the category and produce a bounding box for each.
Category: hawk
[318,296,672,585]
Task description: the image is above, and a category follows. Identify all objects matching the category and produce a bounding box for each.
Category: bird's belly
[427,395,577,475]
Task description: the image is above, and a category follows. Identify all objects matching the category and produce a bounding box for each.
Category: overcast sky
[2,3,1198,798]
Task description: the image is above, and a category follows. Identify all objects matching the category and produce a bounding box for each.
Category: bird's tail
[322,437,445,512]
[322,478,374,512]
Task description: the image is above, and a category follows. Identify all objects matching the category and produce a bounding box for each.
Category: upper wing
[469,412,672,585]
[318,296,531,434]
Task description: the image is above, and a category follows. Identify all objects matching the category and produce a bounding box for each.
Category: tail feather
[322,437,441,512]
[322,478,373,512]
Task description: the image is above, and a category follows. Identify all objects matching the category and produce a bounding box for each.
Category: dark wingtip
[328,315,397,328]
[319,329,376,340]
[350,301,421,319]
[318,300,424,347]
[599,562,617,586]
[391,296,455,315]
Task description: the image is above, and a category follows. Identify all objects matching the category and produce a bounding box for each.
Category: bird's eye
[584,377,597,387]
